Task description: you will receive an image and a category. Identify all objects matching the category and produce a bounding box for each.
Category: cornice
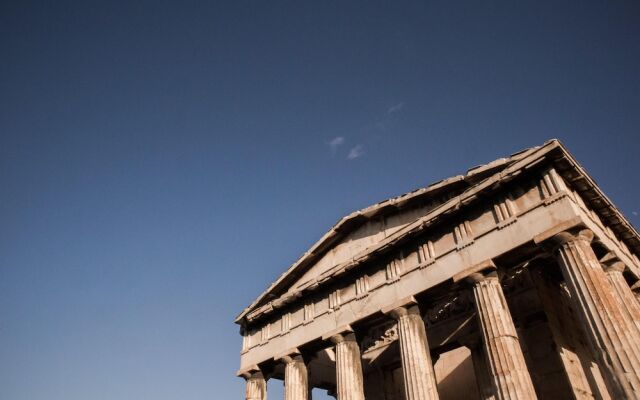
[235,139,640,325]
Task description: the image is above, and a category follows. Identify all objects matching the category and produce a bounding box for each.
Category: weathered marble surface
[236,141,640,400]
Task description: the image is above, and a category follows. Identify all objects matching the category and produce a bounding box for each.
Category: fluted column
[529,266,596,399]
[548,229,640,398]
[328,330,365,400]
[602,253,640,335]
[383,298,439,400]
[278,351,309,400]
[466,268,537,400]
[242,370,267,400]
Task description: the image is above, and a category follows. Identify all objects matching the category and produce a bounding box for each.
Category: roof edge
[234,140,561,324]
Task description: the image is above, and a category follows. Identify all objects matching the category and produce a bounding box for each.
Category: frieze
[360,320,398,353]
[501,265,533,295]
[385,259,401,282]
[424,292,473,326]
[540,168,567,205]
[239,169,597,355]
[494,195,517,229]
[242,165,557,327]
[418,240,436,267]
[454,221,474,250]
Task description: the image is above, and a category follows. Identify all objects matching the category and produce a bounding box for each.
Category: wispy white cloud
[387,102,404,114]
[328,136,345,152]
[347,144,365,160]
[633,211,638,216]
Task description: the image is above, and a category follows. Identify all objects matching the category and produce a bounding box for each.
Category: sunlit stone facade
[235,140,640,399]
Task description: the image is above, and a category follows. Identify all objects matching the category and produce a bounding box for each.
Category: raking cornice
[235,139,640,326]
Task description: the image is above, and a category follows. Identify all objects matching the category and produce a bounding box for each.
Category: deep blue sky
[1,1,639,399]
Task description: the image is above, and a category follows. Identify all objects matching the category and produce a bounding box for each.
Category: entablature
[238,141,640,330]
[239,177,586,369]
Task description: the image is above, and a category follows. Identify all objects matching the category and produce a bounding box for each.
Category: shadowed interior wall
[434,347,479,400]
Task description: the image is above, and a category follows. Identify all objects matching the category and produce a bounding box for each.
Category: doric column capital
[323,325,356,345]
[238,365,266,381]
[275,348,307,365]
[381,296,420,320]
[603,262,626,274]
[600,252,626,274]
[548,228,595,247]
[240,365,269,400]
[464,270,498,286]
[453,259,498,286]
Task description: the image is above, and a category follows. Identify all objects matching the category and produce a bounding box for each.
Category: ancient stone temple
[235,139,640,400]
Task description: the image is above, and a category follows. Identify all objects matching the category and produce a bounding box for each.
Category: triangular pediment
[236,139,640,324]
[237,145,537,322]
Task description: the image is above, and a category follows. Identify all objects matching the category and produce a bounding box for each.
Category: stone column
[277,350,309,400]
[466,268,538,400]
[547,229,640,398]
[242,370,267,400]
[601,253,640,335]
[529,266,596,399]
[326,330,365,400]
[383,298,439,400]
